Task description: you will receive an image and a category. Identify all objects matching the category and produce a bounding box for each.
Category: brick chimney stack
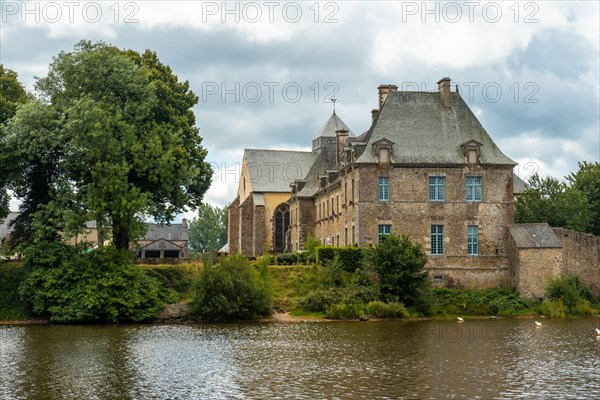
[437,77,451,109]
[378,84,398,109]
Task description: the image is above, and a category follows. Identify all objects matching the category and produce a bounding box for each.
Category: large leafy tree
[364,233,429,307]
[2,41,212,249]
[516,171,593,233]
[0,65,29,219]
[566,162,600,235]
[189,203,228,253]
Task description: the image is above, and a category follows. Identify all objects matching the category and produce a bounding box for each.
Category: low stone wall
[552,228,600,296]
[428,267,509,289]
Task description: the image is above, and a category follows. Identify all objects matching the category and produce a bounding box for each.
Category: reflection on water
[1,319,599,399]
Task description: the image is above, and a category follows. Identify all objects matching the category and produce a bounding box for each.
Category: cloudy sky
[1,1,599,219]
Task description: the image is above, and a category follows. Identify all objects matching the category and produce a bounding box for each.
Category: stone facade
[552,228,600,296]
[227,77,599,295]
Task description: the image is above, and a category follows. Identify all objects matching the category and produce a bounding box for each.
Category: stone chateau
[227,78,600,297]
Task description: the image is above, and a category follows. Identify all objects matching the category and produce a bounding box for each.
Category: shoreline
[2,312,598,325]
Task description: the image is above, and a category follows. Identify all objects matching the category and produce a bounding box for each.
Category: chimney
[181,218,188,229]
[437,77,451,109]
[371,109,379,125]
[335,129,349,165]
[378,84,398,109]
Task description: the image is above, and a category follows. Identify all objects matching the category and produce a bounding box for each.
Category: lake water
[1,319,599,399]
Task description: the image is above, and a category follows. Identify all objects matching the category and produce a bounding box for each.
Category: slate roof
[356,91,516,165]
[313,111,355,139]
[513,174,528,194]
[244,149,317,193]
[508,223,562,248]
[142,223,188,241]
[141,238,183,250]
[297,141,338,197]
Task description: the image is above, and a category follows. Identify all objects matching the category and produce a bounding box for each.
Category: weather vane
[331,96,338,113]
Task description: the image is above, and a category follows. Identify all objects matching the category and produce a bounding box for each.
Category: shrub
[573,299,594,316]
[540,299,567,318]
[0,263,29,320]
[315,246,363,271]
[315,246,336,266]
[545,275,597,310]
[326,303,363,319]
[276,253,298,265]
[20,243,170,323]
[146,265,192,295]
[337,247,363,272]
[298,285,378,313]
[190,255,272,321]
[364,301,409,319]
[431,287,536,316]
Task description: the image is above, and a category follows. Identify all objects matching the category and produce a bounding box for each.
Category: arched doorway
[273,203,290,253]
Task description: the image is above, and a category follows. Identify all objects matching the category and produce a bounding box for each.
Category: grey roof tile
[508,223,562,248]
[245,149,317,193]
[313,112,355,138]
[356,91,516,165]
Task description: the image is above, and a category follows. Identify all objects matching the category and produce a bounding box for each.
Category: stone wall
[227,196,240,254]
[239,195,255,255]
[553,228,600,296]
[511,246,563,298]
[253,205,266,256]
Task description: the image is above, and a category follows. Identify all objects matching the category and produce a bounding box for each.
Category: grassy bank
[2,261,599,322]
[269,265,600,320]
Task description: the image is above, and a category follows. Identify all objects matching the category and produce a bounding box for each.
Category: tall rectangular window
[379,177,390,201]
[429,176,445,201]
[468,225,478,255]
[351,178,355,204]
[466,176,482,201]
[378,224,392,243]
[352,226,355,245]
[431,225,444,255]
[345,228,348,245]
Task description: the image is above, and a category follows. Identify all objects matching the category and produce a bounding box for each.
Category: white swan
[595,328,600,336]
[535,321,543,328]
[457,317,464,323]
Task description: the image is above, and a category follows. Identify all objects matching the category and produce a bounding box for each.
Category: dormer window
[379,148,389,163]
[373,138,395,164]
[461,140,483,165]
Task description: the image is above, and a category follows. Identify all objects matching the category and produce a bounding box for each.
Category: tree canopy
[188,203,228,253]
[0,65,29,219]
[516,162,599,234]
[1,41,212,249]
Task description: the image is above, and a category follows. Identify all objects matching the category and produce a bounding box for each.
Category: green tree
[567,162,600,235]
[515,173,592,232]
[0,65,29,220]
[2,41,212,249]
[189,203,228,253]
[364,234,429,307]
